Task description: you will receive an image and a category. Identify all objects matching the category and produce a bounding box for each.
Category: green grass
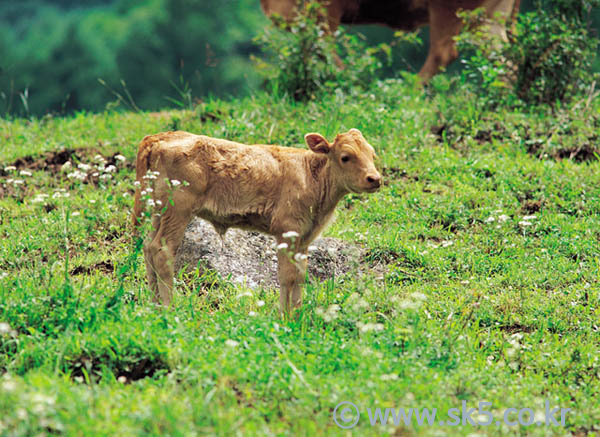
[0,77,599,435]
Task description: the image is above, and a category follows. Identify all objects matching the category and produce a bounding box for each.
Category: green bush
[456,0,600,106]
[253,1,391,101]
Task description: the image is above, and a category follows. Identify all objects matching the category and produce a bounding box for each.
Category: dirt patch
[4,148,85,174]
[175,218,382,289]
[70,260,114,276]
[497,323,536,334]
[430,124,447,141]
[0,184,32,201]
[382,166,419,186]
[1,148,133,176]
[68,353,169,383]
[525,138,599,162]
[199,109,225,123]
[520,199,543,214]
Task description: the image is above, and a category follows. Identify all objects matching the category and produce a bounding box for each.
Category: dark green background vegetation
[2,0,598,116]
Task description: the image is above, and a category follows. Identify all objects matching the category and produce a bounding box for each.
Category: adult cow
[260,0,521,80]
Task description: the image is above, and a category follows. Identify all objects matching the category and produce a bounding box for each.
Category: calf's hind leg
[142,215,161,296]
[147,209,192,306]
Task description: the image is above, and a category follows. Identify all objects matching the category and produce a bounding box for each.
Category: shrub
[253,1,391,101]
[456,0,600,106]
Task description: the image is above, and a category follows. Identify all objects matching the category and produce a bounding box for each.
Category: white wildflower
[0,322,11,334]
[225,339,239,348]
[155,199,162,206]
[348,293,369,313]
[257,300,265,307]
[90,199,96,204]
[522,215,537,221]
[114,154,126,163]
[294,253,308,262]
[277,243,288,250]
[118,376,127,384]
[67,170,86,181]
[99,174,112,180]
[324,304,340,322]
[519,220,533,227]
[307,245,318,252]
[398,300,419,310]
[93,154,105,163]
[19,170,32,177]
[11,179,24,185]
[485,216,495,223]
[380,373,399,381]
[104,165,117,173]
[282,231,300,239]
[248,311,257,317]
[146,199,156,207]
[410,292,427,301]
[441,240,453,247]
[71,212,81,217]
[77,163,91,172]
[236,291,252,299]
[31,194,48,204]
[357,322,385,333]
[4,166,16,171]
[60,162,72,172]
[133,181,141,187]
[1,378,16,393]
[170,179,181,186]
[498,214,510,223]
[145,187,153,193]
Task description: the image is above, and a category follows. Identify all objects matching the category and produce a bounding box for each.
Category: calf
[132,129,381,313]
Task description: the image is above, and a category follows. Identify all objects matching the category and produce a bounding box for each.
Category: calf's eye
[341,155,350,163]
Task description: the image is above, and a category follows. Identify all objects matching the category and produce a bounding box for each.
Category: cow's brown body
[260,0,521,80]
[133,129,381,313]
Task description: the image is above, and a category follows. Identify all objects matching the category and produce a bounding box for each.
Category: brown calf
[132,129,381,313]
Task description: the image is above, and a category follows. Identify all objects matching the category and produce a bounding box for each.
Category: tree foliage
[0,0,265,116]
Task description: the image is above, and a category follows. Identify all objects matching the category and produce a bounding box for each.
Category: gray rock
[175,218,367,288]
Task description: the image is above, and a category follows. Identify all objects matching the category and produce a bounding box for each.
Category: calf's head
[305,128,382,193]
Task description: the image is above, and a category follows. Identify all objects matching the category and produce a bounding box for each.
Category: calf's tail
[132,136,155,232]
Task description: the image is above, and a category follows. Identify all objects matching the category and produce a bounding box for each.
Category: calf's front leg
[146,210,191,306]
[277,245,308,315]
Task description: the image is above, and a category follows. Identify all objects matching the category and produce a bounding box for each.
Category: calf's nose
[366,173,382,187]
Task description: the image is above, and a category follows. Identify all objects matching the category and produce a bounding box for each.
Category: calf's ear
[305,133,331,154]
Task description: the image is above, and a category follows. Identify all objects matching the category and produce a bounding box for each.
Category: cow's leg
[147,209,191,306]
[419,2,463,81]
[276,239,307,315]
[143,214,161,296]
[483,0,519,41]
[291,248,308,309]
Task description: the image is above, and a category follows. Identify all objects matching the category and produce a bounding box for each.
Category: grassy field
[0,77,599,436]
